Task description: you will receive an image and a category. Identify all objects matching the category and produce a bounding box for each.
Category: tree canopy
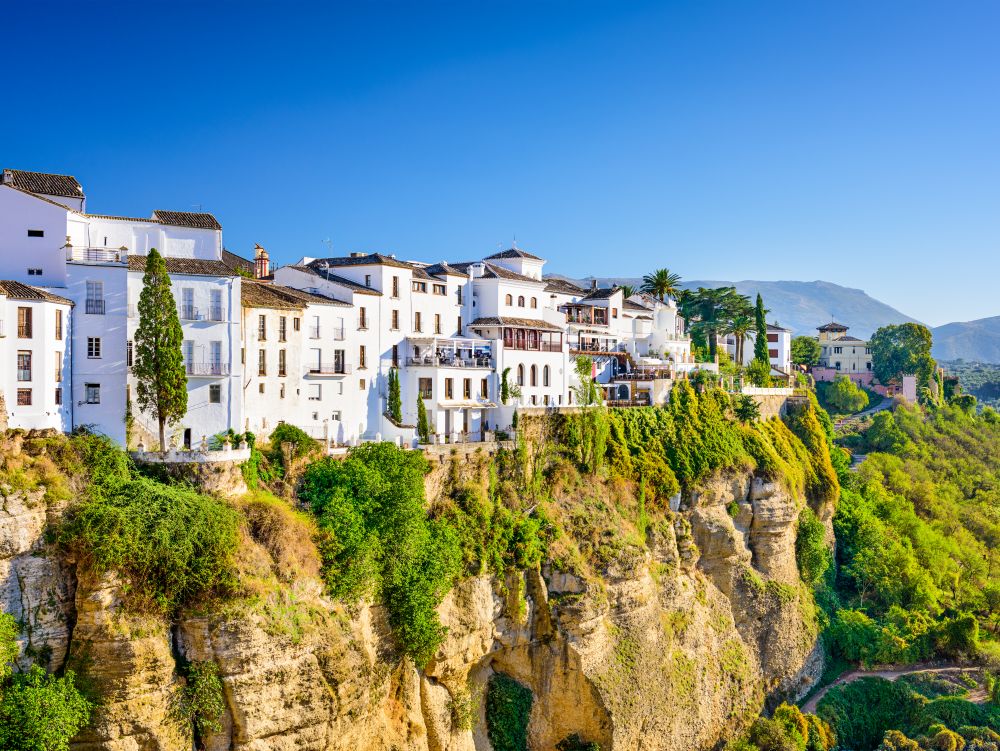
[869,323,935,388]
[752,293,769,365]
[791,336,822,367]
[640,268,682,302]
[133,248,188,449]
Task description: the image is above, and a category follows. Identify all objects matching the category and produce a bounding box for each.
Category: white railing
[66,247,126,264]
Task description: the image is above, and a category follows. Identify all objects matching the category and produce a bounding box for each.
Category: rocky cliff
[0,431,828,750]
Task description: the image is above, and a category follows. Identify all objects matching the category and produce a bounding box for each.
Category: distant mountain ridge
[551,276,920,339]
[931,316,1000,363]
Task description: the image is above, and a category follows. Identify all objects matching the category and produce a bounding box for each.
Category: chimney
[591,279,598,292]
[254,244,270,279]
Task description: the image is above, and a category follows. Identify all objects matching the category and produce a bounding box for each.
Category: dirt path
[800,664,980,714]
[834,397,893,432]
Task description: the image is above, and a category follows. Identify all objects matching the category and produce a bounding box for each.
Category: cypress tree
[416,396,430,443]
[388,368,402,423]
[753,293,769,365]
[133,248,188,450]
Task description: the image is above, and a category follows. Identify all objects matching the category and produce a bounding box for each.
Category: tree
[500,367,521,405]
[0,613,91,751]
[640,268,682,302]
[688,287,752,360]
[724,313,755,364]
[416,396,431,444]
[133,248,188,450]
[572,357,602,405]
[619,284,636,299]
[791,336,822,367]
[753,293,770,365]
[826,375,869,414]
[868,323,935,389]
[387,368,402,423]
[746,358,772,388]
[734,394,761,423]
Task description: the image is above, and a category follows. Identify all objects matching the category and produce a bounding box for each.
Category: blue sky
[3,1,998,326]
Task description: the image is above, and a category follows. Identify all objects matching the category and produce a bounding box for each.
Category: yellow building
[816,321,872,377]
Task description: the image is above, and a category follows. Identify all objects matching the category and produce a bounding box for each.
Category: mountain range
[552,275,1000,363]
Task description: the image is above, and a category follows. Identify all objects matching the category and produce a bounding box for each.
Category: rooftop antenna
[322,237,334,255]
[512,234,517,249]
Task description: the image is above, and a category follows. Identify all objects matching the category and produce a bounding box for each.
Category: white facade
[724,323,793,376]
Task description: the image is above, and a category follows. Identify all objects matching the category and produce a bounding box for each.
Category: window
[433,283,446,295]
[183,340,194,369]
[279,316,287,342]
[517,295,525,307]
[126,340,133,368]
[611,307,617,318]
[445,378,454,399]
[457,316,462,333]
[293,317,301,331]
[505,294,513,306]
[258,349,266,376]
[27,229,44,238]
[768,348,778,358]
[517,364,524,386]
[457,287,463,305]
[359,345,367,369]
[358,307,367,330]
[543,365,550,387]
[308,384,321,401]
[392,344,399,367]
[86,281,105,314]
[332,410,342,421]
[833,346,842,354]
[391,310,399,330]
[530,365,537,386]
[412,281,427,293]
[180,287,195,319]
[334,349,346,374]
[258,314,267,340]
[85,383,100,404]
[767,333,779,343]
[55,309,63,340]
[434,314,441,334]
[27,268,42,276]
[209,384,221,403]
[17,352,31,381]
[835,361,842,371]
[17,389,31,406]
[418,377,432,399]
[259,383,265,394]
[280,384,286,399]
[414,312,422,332]
[309,315,320,339]
[278,349,287,377]
[17,307,31,338]
[463,378,471,399]
[531,297,538,309]
[210,289,223,321]
[54,388,62,405]
[87,337,101,358]
[392,276,399,297]
[481,378,488,398]
[365,274,372,288]
[359,378,366,390]
[55,356,62,382]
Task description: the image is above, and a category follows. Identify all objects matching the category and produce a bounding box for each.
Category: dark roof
[127,255,236,277]
[484,248,543,261]
[544,277,586,295]
[151,210,222,231]
[2,169,83,199]
[222,249,254,275]
[624,300,652,312]
[449,261,541,284]
[288,265,381,295]
[0,280,73,305]
[424,262,468,278]
[311,253,412,270]
[833,335,867,343]
[817,321,849,331]
[241,281,305,310]
[580,286,621,301]
[469,316,564,332]
[279,286,351,307]
[767,323,792,333]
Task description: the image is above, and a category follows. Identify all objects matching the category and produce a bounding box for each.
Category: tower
[254,244,270,279]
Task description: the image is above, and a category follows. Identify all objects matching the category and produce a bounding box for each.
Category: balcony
[179,305,200,321]
[186,362,230,377]
[331,326,345,341]
[207,306,225,322]
[406,355,493,369]
[66,247,127,264]
[85,299,106,315]
[309,326,321,339]
[306,363,352,376]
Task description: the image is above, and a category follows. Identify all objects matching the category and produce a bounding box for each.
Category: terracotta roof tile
[128,255,236,277]
[817,321,849,331]
[222,249,255,275]
[2,169,83,198]
[449,261,541,284]
[0,280,73,305]
[544,277,586,295]
[288,265,381,296]
[151,210,222,230]
[469,316,564,332]
[311,253,412,270]
[484,248,543,261]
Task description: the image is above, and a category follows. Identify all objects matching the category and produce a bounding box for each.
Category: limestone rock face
[0,463,823,751]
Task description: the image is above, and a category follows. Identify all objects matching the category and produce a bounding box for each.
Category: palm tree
[619,284,637,299]
[689,287,751,360]
[724,313,755,364]
[641,268,682,302]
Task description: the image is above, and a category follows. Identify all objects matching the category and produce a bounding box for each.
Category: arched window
[530,297,537,309]
[543,365,550,387]
[505,294,513,306]
[530,365,537,387]
[517,364,525,386]
[517,295,525,308]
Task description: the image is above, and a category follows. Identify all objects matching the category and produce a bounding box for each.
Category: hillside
[556,276,920,339]
[932,315,1000,363]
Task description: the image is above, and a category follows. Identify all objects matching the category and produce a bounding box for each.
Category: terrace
[407,337,494,368]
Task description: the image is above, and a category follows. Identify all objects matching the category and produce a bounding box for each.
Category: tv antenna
[322,237,334,254]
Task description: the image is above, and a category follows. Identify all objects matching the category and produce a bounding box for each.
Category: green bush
[796,507,831,586]
[177,660,225,738]
[0,613,92,751]
[817,678,924,751]
[823,376,870,414]
[61,458,240,613]
[486,673,533,751]
[556,735,601,751]
[300,443,462,666]
[267,422,319,476]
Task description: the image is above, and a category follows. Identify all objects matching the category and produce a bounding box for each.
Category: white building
[724,323,793,380]
[0,281,73,432]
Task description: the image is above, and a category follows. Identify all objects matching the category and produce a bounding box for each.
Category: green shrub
[556,735,601,751]
[823,376,870,414]
[817,677,923,751]
[796,507,831,587]
[178,660,225,738]
[266,423,319,476]
[485,673,533,751]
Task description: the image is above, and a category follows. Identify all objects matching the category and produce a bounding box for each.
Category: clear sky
[3,1,998,326]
